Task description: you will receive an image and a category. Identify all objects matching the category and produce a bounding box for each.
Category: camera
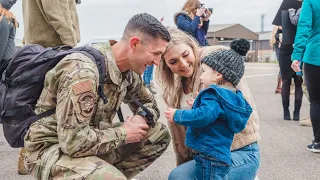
[75,0,81,5]
[199,3,213,18]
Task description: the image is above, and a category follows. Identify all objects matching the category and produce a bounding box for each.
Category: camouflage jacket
[24,42,159,160]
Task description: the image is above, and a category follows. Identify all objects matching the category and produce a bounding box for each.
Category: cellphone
[75,0,81,4]
[208,8,213,13]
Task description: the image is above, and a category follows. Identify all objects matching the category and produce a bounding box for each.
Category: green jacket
[292,0,320,66]
[22,0,80,47]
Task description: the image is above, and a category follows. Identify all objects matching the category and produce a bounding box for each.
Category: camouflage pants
[29,122,170,180]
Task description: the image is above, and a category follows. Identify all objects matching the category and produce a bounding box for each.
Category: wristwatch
[137,111,155,127]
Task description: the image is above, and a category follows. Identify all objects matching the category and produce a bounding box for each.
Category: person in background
[174,0,211,46]
[143,65,157,94]
[288,0,312,127]
[22,0,80,47]
[157,28,260,180]
[0,0,18,75]
[270,25,282,94]
[272,0,303,121]
[291,0,320,152]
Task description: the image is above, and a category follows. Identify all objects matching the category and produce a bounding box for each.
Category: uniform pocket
[52,155,99,179]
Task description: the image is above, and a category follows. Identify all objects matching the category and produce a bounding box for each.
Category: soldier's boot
[17,148,28,175]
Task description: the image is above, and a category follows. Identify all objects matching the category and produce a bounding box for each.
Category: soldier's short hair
[123,13,171,42]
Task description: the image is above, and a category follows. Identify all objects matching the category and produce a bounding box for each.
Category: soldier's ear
[129,37,141,51]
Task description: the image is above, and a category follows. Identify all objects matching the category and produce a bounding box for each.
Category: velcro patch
[72,80,93,95]
[78,92,96,118]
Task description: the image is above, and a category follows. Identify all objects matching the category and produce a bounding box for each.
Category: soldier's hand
[121,117,149,144]
[131,115,149,126]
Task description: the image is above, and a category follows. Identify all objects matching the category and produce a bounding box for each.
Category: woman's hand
[291,60,301,72]
[164,108,177,123]
[196,7,206,17]
[204,9,212,21]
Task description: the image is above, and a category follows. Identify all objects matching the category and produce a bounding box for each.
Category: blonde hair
[270,26,279,47]
[156,28,200,108]
[181,0,199,18]
[181,0,203,27]
[0,4,18,28]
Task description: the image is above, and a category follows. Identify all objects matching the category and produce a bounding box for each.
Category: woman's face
[163,43,196,78]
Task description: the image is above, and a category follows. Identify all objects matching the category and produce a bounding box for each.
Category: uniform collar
[92,41,132,86]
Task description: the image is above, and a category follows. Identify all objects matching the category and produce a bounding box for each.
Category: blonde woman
[157,28,260,180]
[174,0,211,46]
[270,25,283,94]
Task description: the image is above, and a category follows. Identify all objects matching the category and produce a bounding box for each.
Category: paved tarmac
[0,63,319,180]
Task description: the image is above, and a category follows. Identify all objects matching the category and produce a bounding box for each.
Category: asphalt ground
[0,63,319,180]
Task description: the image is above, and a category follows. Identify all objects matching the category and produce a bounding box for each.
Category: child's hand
[164,108,177,123]
[186,91,199,107]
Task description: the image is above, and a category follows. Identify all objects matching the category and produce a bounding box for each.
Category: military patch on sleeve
[78,92,96,118]
[72,80,93,95]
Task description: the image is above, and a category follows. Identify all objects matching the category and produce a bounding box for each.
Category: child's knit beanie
[201,38,250,86]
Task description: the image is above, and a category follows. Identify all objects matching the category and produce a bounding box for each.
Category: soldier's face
[163,43,196,78]
[132,37,168,75]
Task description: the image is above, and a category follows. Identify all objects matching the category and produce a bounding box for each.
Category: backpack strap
[79,50,108,104]
[29,108,56,125]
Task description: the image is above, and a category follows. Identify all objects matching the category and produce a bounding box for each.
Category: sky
[10,0,283,45]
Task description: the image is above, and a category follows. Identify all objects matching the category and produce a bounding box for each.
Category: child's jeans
[194,153,230,180]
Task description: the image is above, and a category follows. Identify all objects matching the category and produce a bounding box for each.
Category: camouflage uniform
[23,42,171,180]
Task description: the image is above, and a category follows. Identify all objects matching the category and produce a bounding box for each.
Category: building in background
[206,24,275,62]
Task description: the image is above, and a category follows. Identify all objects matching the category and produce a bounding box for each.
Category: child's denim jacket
[173,84,253,165]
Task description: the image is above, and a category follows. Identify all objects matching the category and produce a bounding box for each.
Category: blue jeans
[143,65,154,85]
[194,153,229,180]
[168,142,260,180]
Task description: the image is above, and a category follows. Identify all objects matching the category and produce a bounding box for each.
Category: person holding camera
[22,0,81,48]
[174,0,212,46]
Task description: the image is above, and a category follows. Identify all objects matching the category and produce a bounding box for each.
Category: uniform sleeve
[123,72,160,122]
[55,57,126,157]
[41,0,78,47]
[292,0,313,61]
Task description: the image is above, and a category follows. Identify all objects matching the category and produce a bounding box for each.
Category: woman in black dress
[272,0,303,120]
